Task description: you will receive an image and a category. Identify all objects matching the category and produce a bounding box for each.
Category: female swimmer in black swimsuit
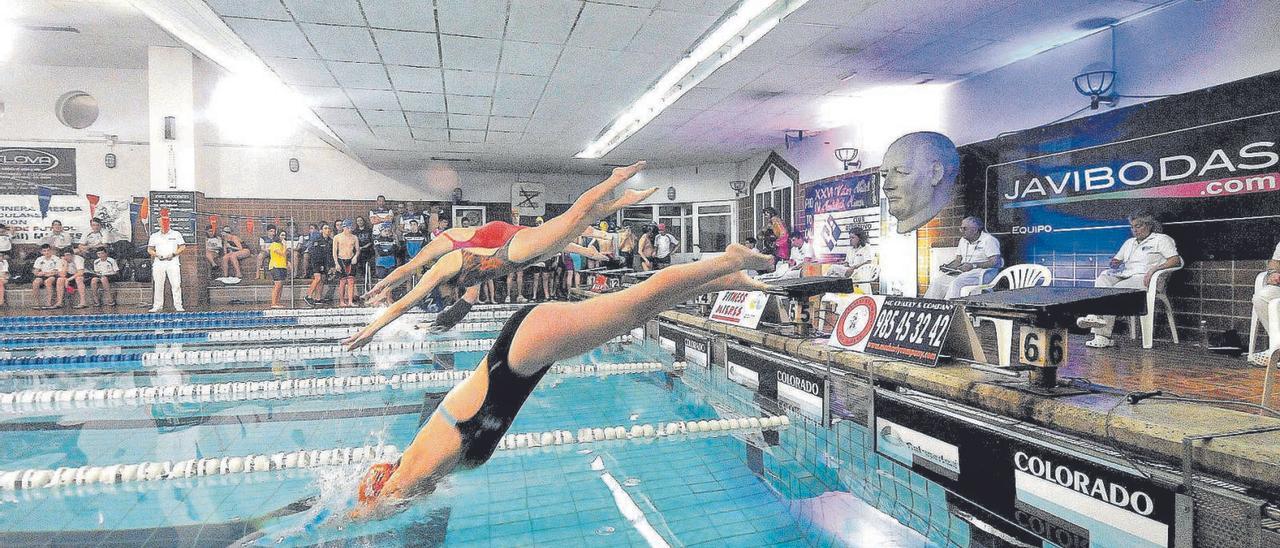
[350,243,776,518]
[343,162,653,349]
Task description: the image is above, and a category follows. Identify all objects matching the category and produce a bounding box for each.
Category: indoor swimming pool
[0,307,962,547]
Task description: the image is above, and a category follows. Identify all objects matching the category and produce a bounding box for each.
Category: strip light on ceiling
[575,0,810,159]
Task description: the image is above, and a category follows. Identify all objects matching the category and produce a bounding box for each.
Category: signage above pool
[874,391,1180,548]
[726,344,828,426]
[987,109,1280,239]
[0,147,76,194]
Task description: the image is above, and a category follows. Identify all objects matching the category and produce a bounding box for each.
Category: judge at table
[1077,213,1181,348]
[924,216,1003,300]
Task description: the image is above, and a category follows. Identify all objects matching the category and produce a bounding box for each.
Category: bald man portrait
[881,131,961,234]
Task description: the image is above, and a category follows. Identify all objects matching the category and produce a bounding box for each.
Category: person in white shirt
[0,251,8,307]
[0,224,12,256]
[62,248,89,308]
[80,217,120,251]
[1249,240,1280,364]
[924,216,1003,300]
[90,247,120,307]
[653,223,679,268]
[844,226,877,282]
[1077,213,1182,348]
[30,244,66,309]
[40,220,73,250]
[148,222,187,312]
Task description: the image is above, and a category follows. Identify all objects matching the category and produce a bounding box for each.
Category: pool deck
[651,306,1280,497]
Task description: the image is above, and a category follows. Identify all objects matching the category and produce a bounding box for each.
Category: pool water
[0,308,959,547]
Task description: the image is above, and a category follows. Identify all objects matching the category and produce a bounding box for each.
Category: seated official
[924,216,1003,300]
[842,226,876,282]
[1251,240,1280,364]
[1077,213,1181,348]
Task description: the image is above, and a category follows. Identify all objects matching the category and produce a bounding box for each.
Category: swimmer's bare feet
[597,187,659,216]
[609,161,646,183]
[724,243,775,272]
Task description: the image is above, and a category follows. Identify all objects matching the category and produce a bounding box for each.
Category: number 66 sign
[1019,326,1068,367]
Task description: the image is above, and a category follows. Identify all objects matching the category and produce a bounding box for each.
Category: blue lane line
[0,310,267,325]
[1,332,212,349]
[0,317,300,335]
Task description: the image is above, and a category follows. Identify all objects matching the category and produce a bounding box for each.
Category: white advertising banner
[708,290,770,329]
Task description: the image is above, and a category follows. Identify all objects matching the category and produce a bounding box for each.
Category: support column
[147,46,205,308]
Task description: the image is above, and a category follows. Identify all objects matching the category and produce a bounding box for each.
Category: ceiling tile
[387,65,445,92]
[486,131,523,143]
[372,29,441,66]
[488,116,529,132]
[567,3,647,49]
[506,0,583,44]
[407,112,448,128]
[412,127,449,140]
[372,125,414,139]
[494,73,547,99]
[443,70,497,95]
[626,10,717,55]
[224,18,317,58]
[206,0,290,20]
[439,35,503,71]
[655,0,736,15]
[450,129,487,142]
[361,0,437,32]
[697,61,771,90]
[491,96,540,117]
[498,41,562,76]
[448,114,489,130]
[346,89,402,109]
[282,0,366,25]
[447,95,493,115]
[436,0,509,38]
[300,23,380,62]
[360,109,407,126]
[294,85,353,108]
[327,61,393,89]
[398,91,447,112]
[785,0,876,26]
[315,107,364,126]
[265,57,337,86]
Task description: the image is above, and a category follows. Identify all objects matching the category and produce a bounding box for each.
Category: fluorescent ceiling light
[575,0,809,159]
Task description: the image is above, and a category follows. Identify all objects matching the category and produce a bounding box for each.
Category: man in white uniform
[1250,240,1280,364]
[924,216,1003,300]
[40,220,73,250]
[148,220,187,312]
[1077,213,1182,348]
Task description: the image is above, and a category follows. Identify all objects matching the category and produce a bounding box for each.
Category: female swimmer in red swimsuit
[350,244,776,519]
[343,162,652,349]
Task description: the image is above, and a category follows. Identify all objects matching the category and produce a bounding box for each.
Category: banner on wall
[0,147,77,195]
[0,195,92,244]
[708,290,770,329]
[802,172,880,263]
[149,191,197,241]
[987,110,1280,238]
[874,392,1179,548]
[827,295,886,353]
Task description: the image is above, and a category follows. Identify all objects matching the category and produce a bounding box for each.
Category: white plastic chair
[959,264,1053,366]
[1248,271,1280,355]
[1127,261,1183,349]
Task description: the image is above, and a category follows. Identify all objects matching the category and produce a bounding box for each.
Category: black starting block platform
[767,276,854,298]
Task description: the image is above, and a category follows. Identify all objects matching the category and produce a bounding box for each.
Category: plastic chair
[1248,271,1280,355]
[1127,261,1184,349]
[959,264,1053,366]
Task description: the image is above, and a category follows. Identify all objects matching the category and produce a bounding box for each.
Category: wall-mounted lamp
[729,180,747,197]
[834,147,860,171]
[1074,69,1117,109]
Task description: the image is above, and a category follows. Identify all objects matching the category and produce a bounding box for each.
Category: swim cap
[535,216,544,224]
[342,219,353,228]
[599,221,608,231]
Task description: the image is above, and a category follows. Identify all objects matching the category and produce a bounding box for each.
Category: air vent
[429,156,472,162]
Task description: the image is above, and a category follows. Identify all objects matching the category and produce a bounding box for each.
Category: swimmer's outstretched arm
[565,243,608,262]
[352,244,776,519]
[344,251,466,350]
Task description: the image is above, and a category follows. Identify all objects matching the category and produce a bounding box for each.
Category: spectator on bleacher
[266,231,288,309]
[617,224,637,270]
[299,223,319,279]
[354,216,373,280]
[1249,240,1280,364]
[147,220,186,312]
[220,226,251,279]
[653,223,679,269]
[90,247,119,307]
[61,249,88,309]
[203,225,222,270]
[924,216,1003,300]
[0,224,11,257]
[254,224,278,280]
[431,216,449,239]
[0,251,8,307]
[402,219,426,261]
[303,224,334,307]
[372,225,399,279]
[637,225,657,271]
[30,244,65,310]
[370,195,394,233]
[763,207,790,264]
[80,217,121,251]
[40,220,73,250]
[1077,213,1182,348]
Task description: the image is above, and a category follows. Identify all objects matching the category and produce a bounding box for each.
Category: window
[695,203,733,253]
